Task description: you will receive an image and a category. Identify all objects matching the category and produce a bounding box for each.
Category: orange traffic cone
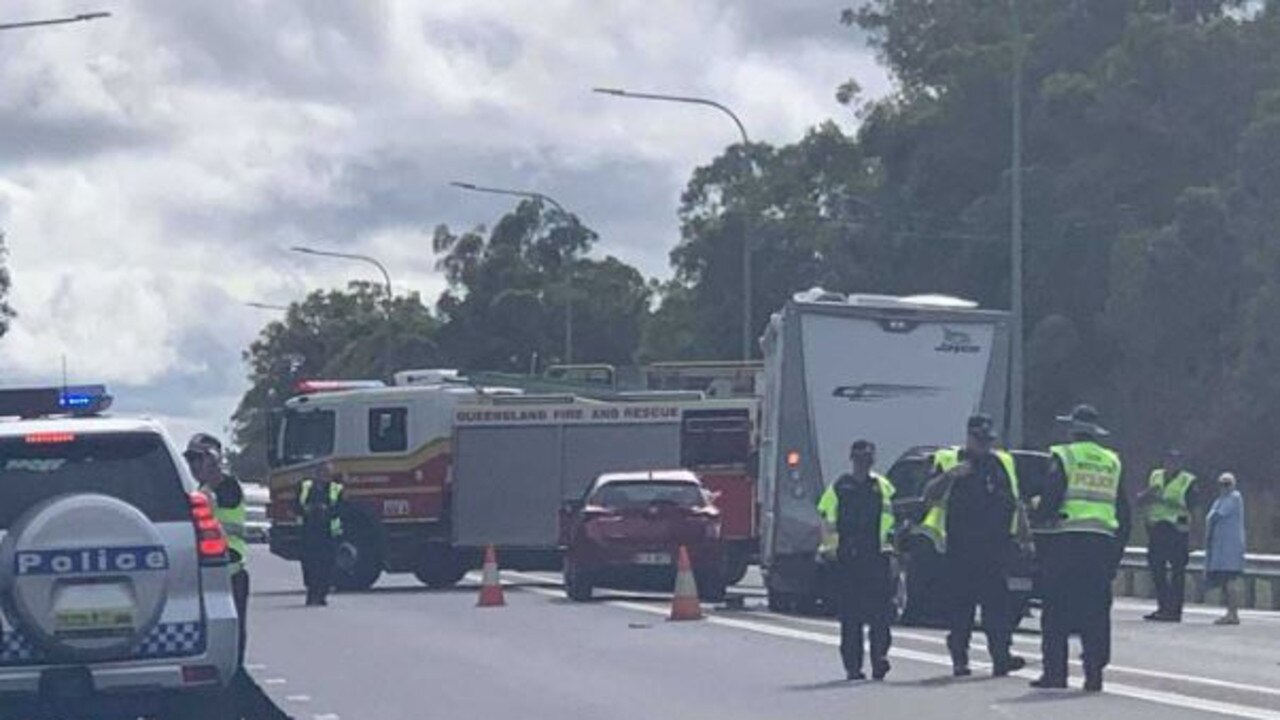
[668,546,703,621]
[477,545,505,607]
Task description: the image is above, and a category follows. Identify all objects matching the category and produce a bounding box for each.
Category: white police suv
[0,386,239,719]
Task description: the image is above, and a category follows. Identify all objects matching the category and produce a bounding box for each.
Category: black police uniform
[1146,479,1199,621]
[927,451,1020,674]
[831,472,894,679]
[1033,453,1132,688]
[298,479,344,606]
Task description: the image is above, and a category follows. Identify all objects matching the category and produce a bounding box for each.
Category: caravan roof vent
[899,294,979,309]
[843,293,979,310]
[793,287,846,304]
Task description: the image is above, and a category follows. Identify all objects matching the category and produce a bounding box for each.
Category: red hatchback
[562,470,726,602]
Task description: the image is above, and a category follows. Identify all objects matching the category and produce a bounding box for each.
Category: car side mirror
[562,499,584,515]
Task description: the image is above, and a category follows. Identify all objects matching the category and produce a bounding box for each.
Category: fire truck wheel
[564,561,593,602]
[415,547,469,588]
[696,567,727,603]
[724,550,750,586]
[333,514,383,591]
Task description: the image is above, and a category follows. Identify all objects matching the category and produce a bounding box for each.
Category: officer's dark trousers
[1038,533,1116,682]
[231,569,249,667]
[837,555,893,675]
[301,535,336,604]
[1147,523,1189,618]
[945,558,1012,667]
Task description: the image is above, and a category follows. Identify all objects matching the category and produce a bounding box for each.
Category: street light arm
[450,181,567,214]
[289,246,393,302]
[593,88,749,145]
[0,11,111,31]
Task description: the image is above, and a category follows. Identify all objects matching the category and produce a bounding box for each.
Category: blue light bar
[0,385,113,418]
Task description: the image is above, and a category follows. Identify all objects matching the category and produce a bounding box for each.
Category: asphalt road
[243,546,1280,720]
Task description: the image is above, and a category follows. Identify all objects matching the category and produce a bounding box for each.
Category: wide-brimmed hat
[1056,404,1110,437]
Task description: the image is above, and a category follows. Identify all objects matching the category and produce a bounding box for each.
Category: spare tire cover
[0,493,170,661]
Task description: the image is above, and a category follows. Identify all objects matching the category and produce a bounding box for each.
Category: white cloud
[0,0,887,442]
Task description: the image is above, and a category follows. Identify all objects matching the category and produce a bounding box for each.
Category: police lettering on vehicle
[14,546,169,576]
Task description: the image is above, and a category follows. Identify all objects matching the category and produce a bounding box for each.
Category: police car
[0,386,239,719]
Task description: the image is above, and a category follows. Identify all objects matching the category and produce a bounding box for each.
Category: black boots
[993,655,1027,677]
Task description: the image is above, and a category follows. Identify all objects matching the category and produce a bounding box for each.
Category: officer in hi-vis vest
[922,415,1027,678]
[817,440,896,682]
[297,463,345,607]
[1030,405,1131,693]
[1137,448,1199,622]
[184,434,249,663]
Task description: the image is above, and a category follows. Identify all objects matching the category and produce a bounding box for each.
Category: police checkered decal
[0,622,204,665]
[0,631,37,663]
[136,622,204,657]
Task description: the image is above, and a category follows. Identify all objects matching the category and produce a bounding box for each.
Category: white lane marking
[313,715,341,720]
[769,611,1280,699]
[263,677,288,685]
[512,574,1280,720]
[286,695,311,702]
[245,663,267,671]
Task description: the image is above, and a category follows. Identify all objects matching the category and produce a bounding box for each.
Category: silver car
[0,387,239,719]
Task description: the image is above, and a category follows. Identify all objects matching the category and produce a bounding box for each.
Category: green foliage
[0,232,15,338]
[432,199,648,370]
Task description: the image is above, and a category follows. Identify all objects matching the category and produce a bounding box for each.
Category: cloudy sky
[0,0,889,446]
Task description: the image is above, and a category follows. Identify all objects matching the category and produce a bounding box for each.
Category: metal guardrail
[1116,547,1280,609]
[1120,547,1280,577]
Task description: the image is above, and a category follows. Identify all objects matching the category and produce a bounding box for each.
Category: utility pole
[593,87,755,361]
[289,245,395,373]
[1010,0,1026,446]
[450,181,578,364]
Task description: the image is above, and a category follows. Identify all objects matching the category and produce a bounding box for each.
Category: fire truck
[265,370,758,589]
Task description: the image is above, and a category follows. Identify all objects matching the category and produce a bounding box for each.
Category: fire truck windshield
[281,408,336,465]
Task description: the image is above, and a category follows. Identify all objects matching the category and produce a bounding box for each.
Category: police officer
[297,463,345,606]
[817,440,896,681]
[1031,405,1131,692]
[184,434,248,663]
[185,435,294,720]
[923,415,1027,677]
[1138,449,1198,622]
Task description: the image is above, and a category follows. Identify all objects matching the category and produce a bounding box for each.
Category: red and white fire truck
[266,370,759,589]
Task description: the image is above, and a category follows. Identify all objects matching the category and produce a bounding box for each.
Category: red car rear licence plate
[634,552,672,566]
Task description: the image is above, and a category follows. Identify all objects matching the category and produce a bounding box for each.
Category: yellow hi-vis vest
[1047,441,1122,536]
[205,486,247,575]
[916,447,1020,553]
[299,479,344,537]
[1144,469,1195,532]
[816,473,896,556]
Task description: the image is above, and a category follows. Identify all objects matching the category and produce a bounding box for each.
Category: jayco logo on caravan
[935,327,981,354]
[15,546,169,576]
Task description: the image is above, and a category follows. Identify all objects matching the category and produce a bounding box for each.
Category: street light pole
[290,245,395,373]
[0,12,111,31]
[450,181,578,364]
[289,246,393,308]
[593,87,755,361]
[1009,0,1026,447]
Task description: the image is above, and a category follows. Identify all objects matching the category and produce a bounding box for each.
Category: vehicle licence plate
[54,608,134,636]
[1006,577,1033,592]
[634,552,672,566]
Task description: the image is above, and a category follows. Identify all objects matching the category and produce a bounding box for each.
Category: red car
[561,470,726,602]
